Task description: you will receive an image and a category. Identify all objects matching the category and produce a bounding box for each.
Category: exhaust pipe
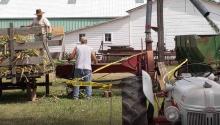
[190,0,210,17]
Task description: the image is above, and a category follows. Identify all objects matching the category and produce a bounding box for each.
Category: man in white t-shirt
[68,37,97,99]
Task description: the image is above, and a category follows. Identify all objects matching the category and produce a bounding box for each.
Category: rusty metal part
[145,0,153,51]
[57,50,176,81]
[56,52,157,79]
[97,51,176,65]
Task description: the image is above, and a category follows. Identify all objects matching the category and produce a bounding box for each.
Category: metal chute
[190,0,220,33]
[190,0,210,17]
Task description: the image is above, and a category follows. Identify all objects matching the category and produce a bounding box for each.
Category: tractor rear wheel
[121,76,148,125]
[0,89,2,97]
[0,78,2,97]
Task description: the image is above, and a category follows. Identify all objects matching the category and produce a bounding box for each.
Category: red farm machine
[56,0,220,125]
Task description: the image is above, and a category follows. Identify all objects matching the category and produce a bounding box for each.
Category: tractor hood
[172,77,220,111]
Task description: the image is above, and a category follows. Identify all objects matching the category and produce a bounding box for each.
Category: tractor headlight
[164,106,180,122]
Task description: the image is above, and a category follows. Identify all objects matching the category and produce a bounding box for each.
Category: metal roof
[0,18,112,32]
[65,16,129,34]
[0,0,146,18]
[127,0,220,13]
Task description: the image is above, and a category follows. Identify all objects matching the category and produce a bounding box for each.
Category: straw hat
[35,9,45,15]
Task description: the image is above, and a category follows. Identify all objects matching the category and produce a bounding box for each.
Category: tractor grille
[187,112,220,125]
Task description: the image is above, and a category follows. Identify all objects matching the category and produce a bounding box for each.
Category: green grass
[0,71,166,125]
[0,82,122,125]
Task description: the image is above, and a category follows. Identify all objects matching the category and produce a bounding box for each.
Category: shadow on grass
[0,117,121,125]
[0,86,122,104]
[56,89,122,100]
[56,93,106,100]
[0,91,46,104]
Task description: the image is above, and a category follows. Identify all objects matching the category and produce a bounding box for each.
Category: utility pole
[157,0,165,62]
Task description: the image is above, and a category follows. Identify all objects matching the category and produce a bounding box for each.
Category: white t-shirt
[32,17,51,34]
[75,44,93,70]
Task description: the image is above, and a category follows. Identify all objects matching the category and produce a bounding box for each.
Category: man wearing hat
[29,9,52,34]
[27,9,51,101]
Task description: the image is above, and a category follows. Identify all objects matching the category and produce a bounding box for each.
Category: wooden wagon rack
[0,23,54,101]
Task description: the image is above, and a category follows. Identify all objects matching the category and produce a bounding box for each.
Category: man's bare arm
[44,18,52,33]
[91,52,97,64]
[68,47,77,61]
[47,26,52,33]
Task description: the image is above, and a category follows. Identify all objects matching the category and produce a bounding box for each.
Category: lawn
[0,74,127,125]
[0,65,176,125]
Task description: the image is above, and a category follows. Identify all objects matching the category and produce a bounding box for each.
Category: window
[135,0,144,3]
[0,0,9,4]
[104,33,112,42]
[79,33,86,41]
[68,0,76,4]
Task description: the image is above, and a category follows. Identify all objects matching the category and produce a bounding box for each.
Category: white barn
[61,0,220,53]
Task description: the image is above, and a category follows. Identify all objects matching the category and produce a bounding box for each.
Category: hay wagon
[0,23,54,101]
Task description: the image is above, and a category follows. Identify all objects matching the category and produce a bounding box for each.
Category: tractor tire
[0,89,2,97]
[0,78,2,97]
[121,76,148,125]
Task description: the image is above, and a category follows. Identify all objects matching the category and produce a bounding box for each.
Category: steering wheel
[174,63,213,79]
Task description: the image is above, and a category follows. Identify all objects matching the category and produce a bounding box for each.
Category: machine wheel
[0,78,2,97]
[121,76,148,125]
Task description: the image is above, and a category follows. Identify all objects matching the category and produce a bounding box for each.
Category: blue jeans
[73,68,92,98]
